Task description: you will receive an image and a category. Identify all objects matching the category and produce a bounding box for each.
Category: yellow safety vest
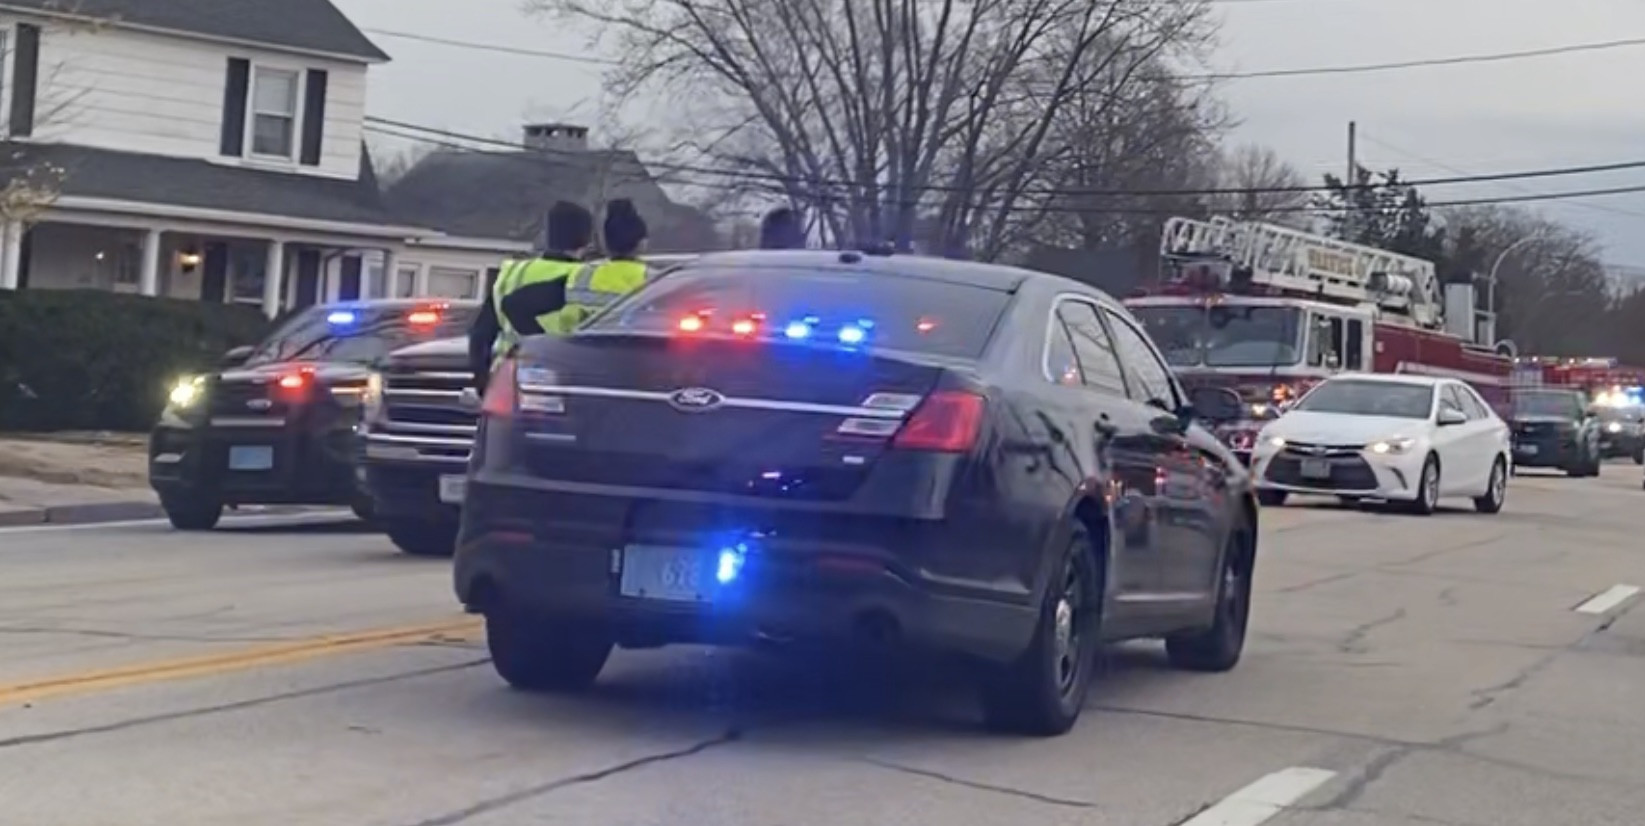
[490,257,583,364]
[541,258,650,334]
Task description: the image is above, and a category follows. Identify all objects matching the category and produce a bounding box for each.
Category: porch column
[354,254,371,300]
[380,248,398,297]
[262,240,285,319]
[0,221,20,290]
[138,228,162,297]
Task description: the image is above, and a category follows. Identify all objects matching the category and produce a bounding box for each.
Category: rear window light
[893,391,986,452]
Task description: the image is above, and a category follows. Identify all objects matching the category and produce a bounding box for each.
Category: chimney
[522,122,588,153]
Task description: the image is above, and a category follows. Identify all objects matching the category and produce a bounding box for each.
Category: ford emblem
[668,387,724,412]
[247,398,273,411]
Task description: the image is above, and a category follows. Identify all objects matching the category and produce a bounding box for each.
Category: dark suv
[454,250,1254,736]
[1509,388,1601,477]
[148,300,476,530]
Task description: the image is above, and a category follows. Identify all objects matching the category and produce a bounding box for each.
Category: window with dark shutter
[220,58,251,156]
[299,69,328,166]
[10,23,40,138]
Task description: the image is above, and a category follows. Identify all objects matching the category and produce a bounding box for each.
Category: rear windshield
[581,265,1012,358]
[247,304,478,367]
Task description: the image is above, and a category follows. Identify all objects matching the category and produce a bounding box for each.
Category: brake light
[482,359,517,417]
[678,315,704,332]
[893,391,985,452]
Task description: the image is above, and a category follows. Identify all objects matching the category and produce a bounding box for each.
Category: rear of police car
[455,251,1035,667]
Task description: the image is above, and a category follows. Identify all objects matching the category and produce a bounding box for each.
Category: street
[1,471,1642,826]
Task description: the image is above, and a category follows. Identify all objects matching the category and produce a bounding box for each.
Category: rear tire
[163,497,222,531]
[1632,445,1643,465]
[1405,454,1440,516]
[980,523,1101,737]
[1257,490,1288,507]
[1166,525,1254,672]
[384,518,457,557]
[486,607,613,692]
[350,498,375,523]
[1474,457,1507,514]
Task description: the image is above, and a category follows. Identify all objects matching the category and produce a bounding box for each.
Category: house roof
[1,142,399,228]
[0,0,389,62]
[384,148,721,252]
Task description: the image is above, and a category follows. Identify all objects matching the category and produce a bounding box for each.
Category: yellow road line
[0,616,483,707]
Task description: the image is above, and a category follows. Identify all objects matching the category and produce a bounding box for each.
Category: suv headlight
[167,375,205,409]
[1368,437,1415,455]
[1606,421,1622,434]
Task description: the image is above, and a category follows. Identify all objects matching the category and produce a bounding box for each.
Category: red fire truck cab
[1125,217,1515,463]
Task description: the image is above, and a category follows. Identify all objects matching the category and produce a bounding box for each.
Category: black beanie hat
[603,199,648,256]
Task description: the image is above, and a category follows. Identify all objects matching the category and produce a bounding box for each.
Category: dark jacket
[467,251,578,390]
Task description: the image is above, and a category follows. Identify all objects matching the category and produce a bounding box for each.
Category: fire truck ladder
[1160,216,1444,328]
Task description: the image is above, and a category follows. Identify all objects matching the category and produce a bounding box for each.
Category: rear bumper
[453,479,1040,663]
[148,421,360,506]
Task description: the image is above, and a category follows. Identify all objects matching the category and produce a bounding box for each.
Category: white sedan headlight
[167,376,205,408]
[1367,436,1416,455]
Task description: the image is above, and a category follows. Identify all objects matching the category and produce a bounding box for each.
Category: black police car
[358,336,476,556]
[1509,387,1602,477]
[455,249,1253,736]
[149,299,477,530]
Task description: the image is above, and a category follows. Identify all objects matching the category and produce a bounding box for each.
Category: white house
[0,0,723,317]
[0,0,430,317]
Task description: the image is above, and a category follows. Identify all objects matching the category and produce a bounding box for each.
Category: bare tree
[528,0,1218,260]
[370,140,435,187]
[1207,143,1310,227]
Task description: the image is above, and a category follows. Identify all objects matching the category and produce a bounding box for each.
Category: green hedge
[0,290,271,432]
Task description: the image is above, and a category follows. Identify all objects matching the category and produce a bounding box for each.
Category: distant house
[375,122,722,299]
[0,0,440,317]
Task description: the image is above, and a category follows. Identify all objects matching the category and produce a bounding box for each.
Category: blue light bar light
[326,310,357,325]
[716,543,748,584]
[784,321,812,339]
[837,324,866,344]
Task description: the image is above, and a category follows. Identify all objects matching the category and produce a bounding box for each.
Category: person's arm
[468,299,500,392]
[500,279,568,336]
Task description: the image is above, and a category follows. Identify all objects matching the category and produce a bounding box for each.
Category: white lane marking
[1180,767,1337,826]
[0,509,353,535]
[1574,584,1641,615]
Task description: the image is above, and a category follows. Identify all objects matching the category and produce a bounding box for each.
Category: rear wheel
[1257,490,1288,507]
[162,497,222,531]
[1405,454,1440,515]
[1166,525,1253,672]
[981,523,1101,737]
[1474,457,1507,514]
[486,606,613,692]
[384,518,458,557]
[1632,445,1643,465]
[350,498,375,523]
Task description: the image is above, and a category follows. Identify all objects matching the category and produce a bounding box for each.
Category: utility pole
[1346,120,1357,183]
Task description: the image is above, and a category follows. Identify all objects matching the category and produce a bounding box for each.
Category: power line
[367,121,1645,216]
[1359,130,1645,220]
[362,26,1645,81]
[368,115,1645,199]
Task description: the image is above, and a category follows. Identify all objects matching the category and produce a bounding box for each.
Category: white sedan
[1250,374,1511,515]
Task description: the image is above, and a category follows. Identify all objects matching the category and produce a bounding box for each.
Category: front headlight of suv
[1367,436,1416,455]
[167,375,205,409]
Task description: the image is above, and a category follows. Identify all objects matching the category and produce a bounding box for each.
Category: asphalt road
[2,468,1643,826]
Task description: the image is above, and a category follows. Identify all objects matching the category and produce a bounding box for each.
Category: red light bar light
[678,315,704,332]
[277,374,306,390]
[407,310,440,325]
[731,318,757,336]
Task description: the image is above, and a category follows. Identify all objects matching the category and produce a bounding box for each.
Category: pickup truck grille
[366,368,477,463]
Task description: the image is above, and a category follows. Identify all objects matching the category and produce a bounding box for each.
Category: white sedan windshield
[1293,380,1433,419]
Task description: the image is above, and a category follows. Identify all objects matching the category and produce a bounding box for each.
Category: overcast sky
[334,0,1645,265]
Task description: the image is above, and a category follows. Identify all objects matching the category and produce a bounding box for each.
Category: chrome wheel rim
[1424,463,1439,508]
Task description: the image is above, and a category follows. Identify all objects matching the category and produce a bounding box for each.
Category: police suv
[149,300,477,530]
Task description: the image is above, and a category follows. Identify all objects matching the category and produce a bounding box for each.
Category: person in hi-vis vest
[467,201,594,392]
[533,199,652,334]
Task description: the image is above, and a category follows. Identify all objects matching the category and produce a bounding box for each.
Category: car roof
[683,249,1047,293]
[311,297,481,311]
[1324,372,1451,387]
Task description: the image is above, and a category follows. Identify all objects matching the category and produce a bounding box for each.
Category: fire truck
[1125,216,1515,463]
[1511,356,1645,403]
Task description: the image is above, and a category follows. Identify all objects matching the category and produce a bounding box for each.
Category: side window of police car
[1101,308,1181,412]
[1053,300,1129,397]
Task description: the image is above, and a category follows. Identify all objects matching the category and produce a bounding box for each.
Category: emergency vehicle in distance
[149,300,478,530]
[1125,216,1515,463]
[1511,356,1645,463]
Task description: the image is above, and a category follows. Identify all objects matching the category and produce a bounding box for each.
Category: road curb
[0,502,337,528]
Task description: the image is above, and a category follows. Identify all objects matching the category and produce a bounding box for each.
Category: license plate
[1517,444,1538,456]
[619,545,715,603]
[1299,458,1331,479]
[227,445,273,471]
[437,474,467,504]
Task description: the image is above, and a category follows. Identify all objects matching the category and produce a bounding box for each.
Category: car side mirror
[220,345,253,368]
[1185,386,1244,424]
[1438,407,1467,426]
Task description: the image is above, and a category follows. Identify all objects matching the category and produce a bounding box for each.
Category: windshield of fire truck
[1131,305,1303,368]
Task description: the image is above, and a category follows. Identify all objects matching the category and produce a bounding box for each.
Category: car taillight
[892,391,985,452]
[482,359,517,417]
[276,370,312,401]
